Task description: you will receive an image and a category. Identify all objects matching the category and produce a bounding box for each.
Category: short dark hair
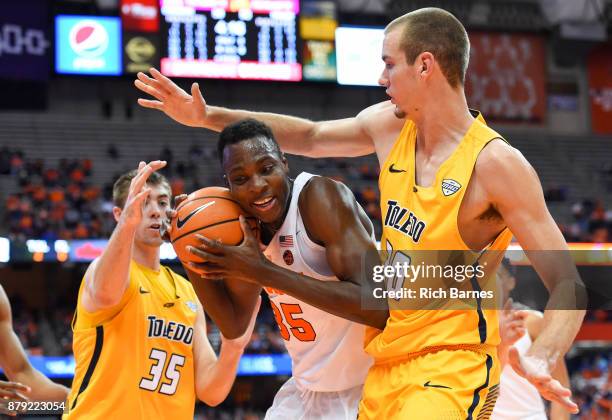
[112,169,170,208]
[217,118,281,164]
[386,8,470,87]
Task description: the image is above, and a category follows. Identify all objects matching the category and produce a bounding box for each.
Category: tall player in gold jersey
[135,7,585,418]
[64,161,258,419]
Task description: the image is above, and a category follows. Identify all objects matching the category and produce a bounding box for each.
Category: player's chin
[394,106,407,119]
[250,199,282,223]
[141,230,164,246]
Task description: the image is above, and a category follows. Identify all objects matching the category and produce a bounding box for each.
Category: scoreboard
[160,0,301,81]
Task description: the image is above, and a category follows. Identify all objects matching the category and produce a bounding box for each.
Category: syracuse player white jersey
[263,172,373,392]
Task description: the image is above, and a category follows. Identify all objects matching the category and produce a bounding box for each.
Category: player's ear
[112,206,122,223]
[419,52,434,78]
[280,153,289,173]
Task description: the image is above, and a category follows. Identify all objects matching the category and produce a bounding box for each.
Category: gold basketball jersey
[366,112,513,363]
[64,261,198,419]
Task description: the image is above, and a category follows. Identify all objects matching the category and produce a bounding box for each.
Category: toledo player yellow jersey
[64,261,198,419]
[366,111,513,363]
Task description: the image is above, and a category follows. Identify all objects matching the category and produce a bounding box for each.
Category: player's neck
[413,86,474,155]
[132,244,161,272]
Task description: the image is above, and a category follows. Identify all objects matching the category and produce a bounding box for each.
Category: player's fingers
[191,82,206,107]
[0,404,17,416]
[134,79,166,102]
[128,188,151,208]
[0,382,30,393]
[513,310,529,321]
[137,98,164,110]
[187,246,223,263]
[131,161,167,192]
[174,194,188,208]
[238,215,257,246]
[508,347,527,378]
[0,389,28,401]
[502,297,514,314]
[540,382,578,413]
[136,72,170,95]
[194,234,226,255]
[150,68,177,90]
[129,161,147,190]
[166,208,177,220]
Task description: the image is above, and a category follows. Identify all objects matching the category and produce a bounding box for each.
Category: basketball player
[136,7,585,417]
[492,261,570,420]
[64,161,259,419]
[0,284,69,416]
[177,118,385,419]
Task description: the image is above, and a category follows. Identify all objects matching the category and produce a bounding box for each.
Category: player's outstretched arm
[478,140,585,413]
[188,178,389,329]
[135,68,388,158]
[192,298,260,406]
[82,161,166,313]
[0,286,69,402]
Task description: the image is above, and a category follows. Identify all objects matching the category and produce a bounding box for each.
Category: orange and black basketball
[170,186,258,263]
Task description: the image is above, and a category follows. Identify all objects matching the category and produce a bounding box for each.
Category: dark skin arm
[189,177,389,330]
[186,270,261,340]
[167,194,261,340]
[0,286,69,403]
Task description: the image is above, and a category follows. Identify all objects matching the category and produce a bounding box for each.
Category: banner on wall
[465,33,547,122]
[588,43,612,134]
[0,0,50,81]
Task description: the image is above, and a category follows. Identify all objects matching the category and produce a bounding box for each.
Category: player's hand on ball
[161,194,188,242]
[120,161,167,229]
[0,380,30,416]
[508,348,579,414]
[187,215,267,283]
[135,68,208,128]
[221,296,261,351]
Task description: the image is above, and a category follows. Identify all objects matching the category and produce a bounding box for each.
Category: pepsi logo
[69,20,108,58]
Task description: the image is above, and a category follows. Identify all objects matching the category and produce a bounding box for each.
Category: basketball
[170,186,258,263]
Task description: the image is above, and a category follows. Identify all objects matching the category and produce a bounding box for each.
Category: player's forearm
[529,309,584,365]
[90,220,136,305]
[204,106,318,156]
[195,343,243,406]
[187,269,244,338]
[259,263,388,329]
[550,358,571,420]
[12,366,68,402]
[497,342,510,367]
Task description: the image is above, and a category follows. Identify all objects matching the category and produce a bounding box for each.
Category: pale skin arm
[478,140,585,413]
[525,313,571,420]
[0,286,69,403]
[81,160,166,312]
[134,68,405,158]
[192,298,260,406]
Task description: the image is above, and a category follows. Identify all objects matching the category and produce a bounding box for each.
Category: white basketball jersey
[491,311,547,420]
[263,172,373,392]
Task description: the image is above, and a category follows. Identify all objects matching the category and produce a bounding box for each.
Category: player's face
[379,28,420,119]
[223,138,290,226]
[134,185,171,248]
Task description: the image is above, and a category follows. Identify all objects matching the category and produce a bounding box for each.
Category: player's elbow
[199,395,222,407]
[90,288,122,309]
[197,390,225,407]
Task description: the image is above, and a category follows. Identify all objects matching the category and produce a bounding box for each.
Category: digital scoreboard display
[160,0,301,81]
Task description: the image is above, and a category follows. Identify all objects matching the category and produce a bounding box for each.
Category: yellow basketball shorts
[358,349,500,420]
